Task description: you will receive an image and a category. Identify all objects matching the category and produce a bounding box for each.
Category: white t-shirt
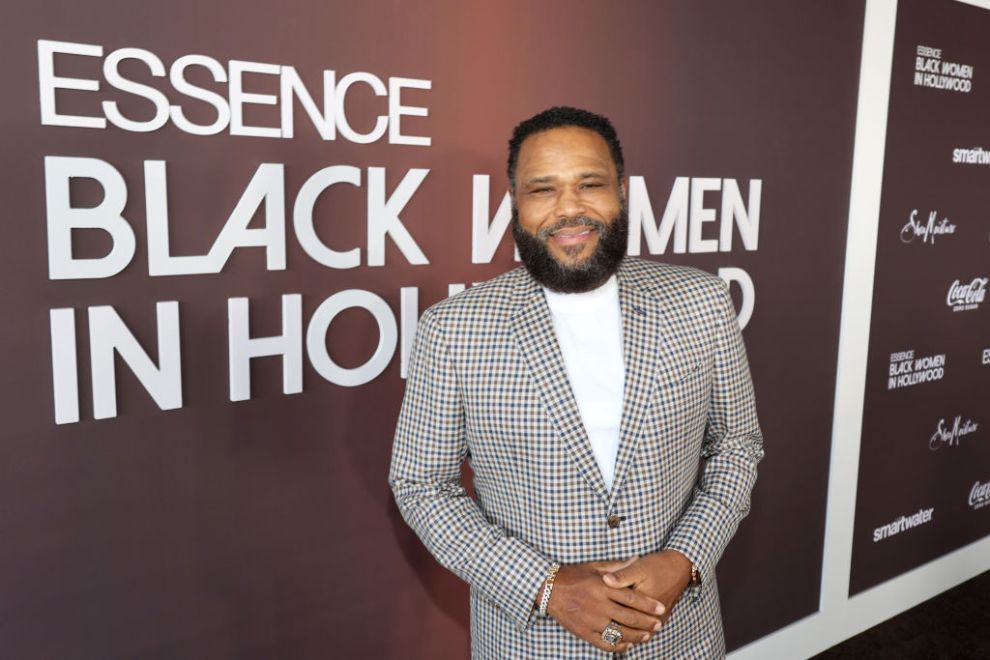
[543,276,625,491]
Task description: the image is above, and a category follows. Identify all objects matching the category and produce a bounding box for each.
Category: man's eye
[581,182,604,189]
[530,187,552,194]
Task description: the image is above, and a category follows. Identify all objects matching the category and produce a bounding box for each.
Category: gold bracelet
[538,563,561,616]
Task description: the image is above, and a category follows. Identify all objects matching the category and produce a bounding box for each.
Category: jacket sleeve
[662,280,764,596]
[388,307,555,631]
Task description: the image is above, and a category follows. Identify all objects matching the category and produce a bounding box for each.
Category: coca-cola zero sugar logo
[969,480,990,511]
[946,277,988,312]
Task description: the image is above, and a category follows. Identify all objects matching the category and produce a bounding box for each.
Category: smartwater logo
[952,146,990,165]
[946,277,987,312]
[873,508,934,542]
[970,481,990,511]
[929,416,979,450]
[900,210,956,245]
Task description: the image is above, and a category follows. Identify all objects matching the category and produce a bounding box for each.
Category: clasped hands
[540,550,694,654]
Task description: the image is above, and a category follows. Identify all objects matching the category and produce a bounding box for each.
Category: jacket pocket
[654,357,705,389]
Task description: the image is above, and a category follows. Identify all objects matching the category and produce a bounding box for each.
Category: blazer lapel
[509,270,611,504]
[608,263,683,508]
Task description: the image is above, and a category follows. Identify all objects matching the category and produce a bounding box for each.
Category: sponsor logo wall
[851,0,990,595]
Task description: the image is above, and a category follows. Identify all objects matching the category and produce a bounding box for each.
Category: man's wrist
[660,548,697,587]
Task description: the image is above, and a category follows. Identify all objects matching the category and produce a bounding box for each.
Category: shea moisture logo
[946,277,987,312]
[900,210,956,245]
[970,480,990,511]
[929,416,979,450]
[873,508,934,542]
[914,45,974,93]
[888,350,945,390]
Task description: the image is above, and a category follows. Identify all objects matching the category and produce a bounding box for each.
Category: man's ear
[620,176,628,200]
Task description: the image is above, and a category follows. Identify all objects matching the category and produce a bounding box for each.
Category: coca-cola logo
[970,480,990,510]
[900,209,956,244]
[946,277,988,311]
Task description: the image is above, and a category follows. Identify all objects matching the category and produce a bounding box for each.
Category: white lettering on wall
[228,295,303,402]
[627,176,761,256]
[88,302,183,420]
[38,39,431,144]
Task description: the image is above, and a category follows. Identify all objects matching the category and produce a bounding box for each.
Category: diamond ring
[601,621,623,646]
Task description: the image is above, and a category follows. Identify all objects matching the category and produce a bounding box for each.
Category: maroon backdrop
[0,1,864,656]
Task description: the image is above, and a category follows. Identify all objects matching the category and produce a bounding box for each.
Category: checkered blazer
[389,258,763,659]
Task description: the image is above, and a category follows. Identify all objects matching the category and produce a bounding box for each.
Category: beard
[512,199,628,293]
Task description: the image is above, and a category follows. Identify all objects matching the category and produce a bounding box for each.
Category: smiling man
[389,106,763,658]
[511,122,629,293]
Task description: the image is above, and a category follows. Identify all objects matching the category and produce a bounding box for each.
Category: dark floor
[811,570,990,659]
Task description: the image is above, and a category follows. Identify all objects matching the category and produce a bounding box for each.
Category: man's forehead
[516,126,615,173]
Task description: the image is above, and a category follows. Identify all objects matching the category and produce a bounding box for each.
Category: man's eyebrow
[523,171,609,186]
[523,174,557,185]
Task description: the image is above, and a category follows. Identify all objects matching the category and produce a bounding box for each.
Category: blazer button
[607,515,621,529]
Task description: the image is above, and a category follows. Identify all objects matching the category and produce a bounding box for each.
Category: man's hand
[601,550,694,628]
[541,557,666,654]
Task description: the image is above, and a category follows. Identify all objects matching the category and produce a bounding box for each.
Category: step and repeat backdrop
[0,0,921,657]
[850,0,990,596]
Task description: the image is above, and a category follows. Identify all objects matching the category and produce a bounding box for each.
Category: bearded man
[389,106,763,659]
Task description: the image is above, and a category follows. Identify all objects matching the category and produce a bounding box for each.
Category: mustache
[537,216,608,240]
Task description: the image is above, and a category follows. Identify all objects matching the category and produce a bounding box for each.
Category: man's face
[512,126,627,292]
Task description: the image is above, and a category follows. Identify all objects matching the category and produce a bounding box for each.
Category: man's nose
[554,185,587,219]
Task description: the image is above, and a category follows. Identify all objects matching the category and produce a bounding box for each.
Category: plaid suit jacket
[389,258,763,659]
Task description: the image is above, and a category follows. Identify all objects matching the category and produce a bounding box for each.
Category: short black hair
[507,106,625,190]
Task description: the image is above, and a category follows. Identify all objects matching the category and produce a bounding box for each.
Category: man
[389,106,763,658]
